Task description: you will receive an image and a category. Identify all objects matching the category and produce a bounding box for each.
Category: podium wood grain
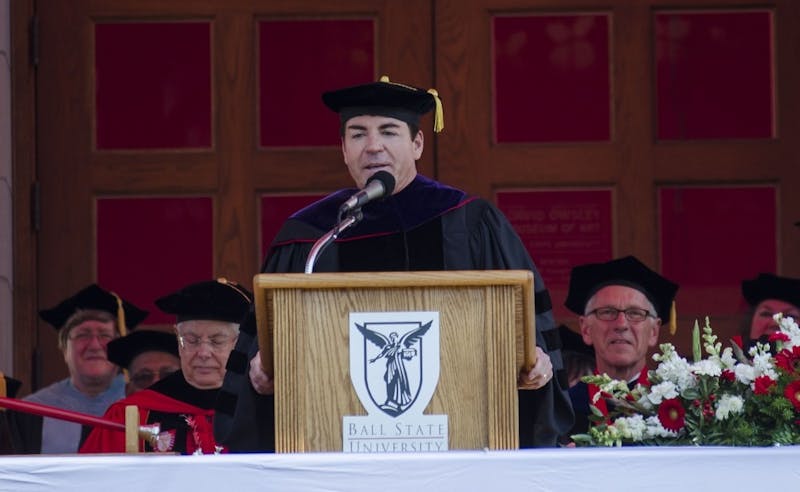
[254,271,535,452]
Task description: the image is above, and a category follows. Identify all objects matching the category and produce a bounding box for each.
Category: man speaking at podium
[215,75,574,450]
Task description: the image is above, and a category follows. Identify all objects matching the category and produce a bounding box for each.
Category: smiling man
[14,284,147,453]
[563,256,678,438]
[215,75,574,451]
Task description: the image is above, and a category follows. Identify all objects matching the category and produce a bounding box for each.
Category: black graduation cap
[1,373,22,398]
[155,278,253,324]
[558,324,595,358]
[565,256,679,323]
[741,273,800,308]
[106,330,179,369]
[38,284,148,335]
[322,75,444,133]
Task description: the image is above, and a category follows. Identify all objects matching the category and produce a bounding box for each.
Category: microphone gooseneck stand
[304,209,363,274]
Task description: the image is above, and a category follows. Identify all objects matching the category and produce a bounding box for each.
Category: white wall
[0,0,13,374]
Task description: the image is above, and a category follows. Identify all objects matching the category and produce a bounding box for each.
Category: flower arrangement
[572,314,800,446]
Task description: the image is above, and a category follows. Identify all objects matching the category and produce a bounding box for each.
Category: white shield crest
[349,311,440,417]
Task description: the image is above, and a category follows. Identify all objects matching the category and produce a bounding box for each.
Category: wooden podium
[253,270,536,453]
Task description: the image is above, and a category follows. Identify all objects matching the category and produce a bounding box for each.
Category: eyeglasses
[586,307,655,323]
[68,331,116,344]
[129,368,179,388]
[178,334,237,353]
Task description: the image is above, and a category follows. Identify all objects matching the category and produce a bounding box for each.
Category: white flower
[776,314,800,349]
[719,348,737,370]
[692,359,722,377]
[715,394,744,421]
[647,381,679,405]
[594,378,630,403]
[614,414,647,441]
[751,350,779,381]
[735,363,756,384]
[643,415,679,439]
[654,352,696,392]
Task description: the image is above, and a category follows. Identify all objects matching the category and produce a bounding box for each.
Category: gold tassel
[0,371,6,402]
[217,277,252,303]
[427,88,444,133]
[377,75,444,133]
[110,293,129,382]
[669,300,677,336]
[111,291,127,337]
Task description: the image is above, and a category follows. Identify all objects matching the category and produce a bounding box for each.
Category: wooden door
[434,0,800,354]
[15,0,800,392]
[23,0,432,391]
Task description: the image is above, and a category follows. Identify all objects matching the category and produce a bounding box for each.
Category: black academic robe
[81,371,220,454]
[215,174,574,450]
[0,376,22,454]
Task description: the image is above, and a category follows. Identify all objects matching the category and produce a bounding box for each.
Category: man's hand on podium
[249,351,275,395]
[517,346,553,390]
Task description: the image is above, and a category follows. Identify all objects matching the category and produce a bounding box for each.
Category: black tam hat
[565,256,679,323]
[38,284,148,335]
[107,330,179,369]
[155,278,253,324]
[741,273,800,308]
[322,75,444,133]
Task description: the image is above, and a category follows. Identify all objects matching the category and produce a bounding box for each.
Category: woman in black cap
[741,273,800,344]
[80,279,251,454]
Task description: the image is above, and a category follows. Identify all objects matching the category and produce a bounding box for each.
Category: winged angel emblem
[356,321,432,416]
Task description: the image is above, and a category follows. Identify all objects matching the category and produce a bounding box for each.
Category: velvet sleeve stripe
[541,328,562,351]
[534,289,552,315]
[215,390,237,416]
[556,369,569,392]
[226,350,249,374]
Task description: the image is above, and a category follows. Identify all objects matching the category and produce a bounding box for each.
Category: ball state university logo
[345,311,447,452]
[356,320,431,416]
[349,312,440,418]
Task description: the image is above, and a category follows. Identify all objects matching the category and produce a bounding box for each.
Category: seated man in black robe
[563,256,678,439]
[80,279,251,454]
[214,75,574,450]
[107,328,180,396]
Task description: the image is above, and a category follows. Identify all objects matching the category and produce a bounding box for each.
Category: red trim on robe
[79,389,222,454]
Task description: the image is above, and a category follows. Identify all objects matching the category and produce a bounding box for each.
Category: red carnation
[720,370,735,382]
[775,346,800,373]
[753,375,777,395]
[658,398,686,432]
[784,381,800,411]
[769,332,790,343]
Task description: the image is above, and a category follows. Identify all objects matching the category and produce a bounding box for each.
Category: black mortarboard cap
[741,273,800,308]
[1,374,22,398]
[38,284,148,334]
[106,330,179,369]
[322,75,444,133]
[155,278,253,324]
[565,256,679,322]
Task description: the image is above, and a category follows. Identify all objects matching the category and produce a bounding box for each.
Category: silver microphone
[338,171,396,216]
